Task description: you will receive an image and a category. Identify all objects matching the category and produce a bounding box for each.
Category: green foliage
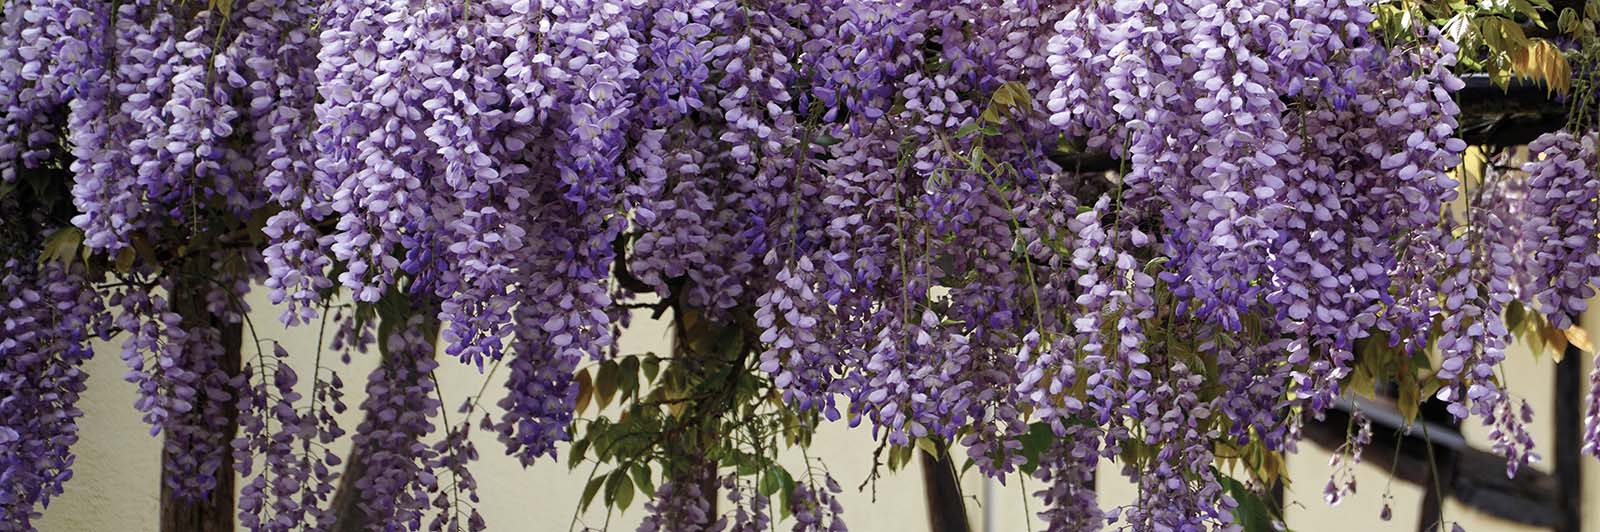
[1375,0,1595,94]
[1214,469,1284,532]
[564,307,823,524]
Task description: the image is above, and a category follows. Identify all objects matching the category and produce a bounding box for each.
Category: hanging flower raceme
[109,275,248,500]
[0,0,106,183]
[788,473,846,532]
[1521,131,1600,463]
[235,346,331,532]
[0,258,101,529]
[348,315,446,530]
[11,1,1600,531]
[255,0,332,327]
[1522,131,1600,329]
[637,465,719,532]
[491,0,646,464]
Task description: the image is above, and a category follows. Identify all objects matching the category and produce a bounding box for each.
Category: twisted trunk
[161,274,244,532]
[329,308,441,531]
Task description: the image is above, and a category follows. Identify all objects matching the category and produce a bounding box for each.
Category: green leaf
[642,355,660,383]
[620,355,640,399]
[1505,300,1526,338]
[605,469,635,510]
[1017,422,1054,475]
[630,464,655,497]
[759,467,781,497]
[580,474,606,512]
[774,467,795,503]
[914,437,940,458]
[1215,469,1276,532]
[568,436,591,470]
[887,444,914,471]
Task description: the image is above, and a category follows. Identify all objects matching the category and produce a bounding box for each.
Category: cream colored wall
[35,289,932,532]
[33,287,1600,531]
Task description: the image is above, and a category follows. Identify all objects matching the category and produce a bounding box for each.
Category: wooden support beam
[1455,76,1569,147]
[1554,345,1584,532]
[921,445,972,532]
[1303,396,1569,530]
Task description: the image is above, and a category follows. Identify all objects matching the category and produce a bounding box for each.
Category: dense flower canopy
[4,0,1600,531]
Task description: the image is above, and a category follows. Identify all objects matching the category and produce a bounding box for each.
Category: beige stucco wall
[31,287,1600,531]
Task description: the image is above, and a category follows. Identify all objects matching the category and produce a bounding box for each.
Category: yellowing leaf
[1565,326,1594,353]
[574,369,593,413]
[995,81,1033,113]
[1398,375,1421,424]
[1510,39,1572,96]
[980,106,1004,125]
[1544,322,1571,361]
[38,228,83,266]
[114,248,136,273]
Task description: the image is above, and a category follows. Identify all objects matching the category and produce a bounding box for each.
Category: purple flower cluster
[1518,131,1600,465]
[234,340,347,531]
[1032,434,1101,531]
[12,0,1600,529]
[1039,0,1515,523]
[109,278,243,500]
[723,475,772,532]
[0,259,100,528]
[1521,131,1600,329]
[635,468,783,532]
[348,317,444,530]
[426,409,485,532]
[0,0,105,182]
[253,0,333,326]
[788,473,845,532]
[637,466,716,532]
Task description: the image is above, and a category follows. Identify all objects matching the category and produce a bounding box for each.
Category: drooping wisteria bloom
[0,258,101,529]
[348,315,445,530]
[1522,131,1600,329]
[7,0,1600,530]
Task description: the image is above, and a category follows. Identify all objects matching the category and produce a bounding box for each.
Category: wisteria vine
[5,1,1600,531]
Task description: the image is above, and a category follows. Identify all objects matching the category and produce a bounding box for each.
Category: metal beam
[1048,75,1568,174]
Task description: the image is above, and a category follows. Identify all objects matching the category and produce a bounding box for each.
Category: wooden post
[919,445,971,532]
[328,443,375,532]
[1554,343,1584,532]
